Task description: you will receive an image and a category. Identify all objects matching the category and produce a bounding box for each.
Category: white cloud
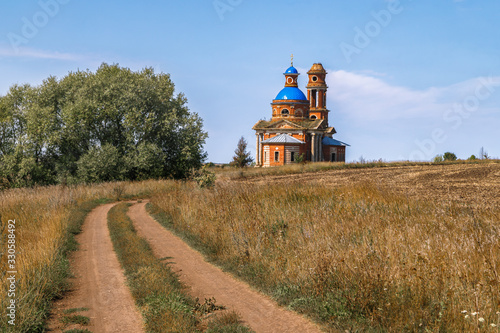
[326,70,500,121]
[0,46,82,61]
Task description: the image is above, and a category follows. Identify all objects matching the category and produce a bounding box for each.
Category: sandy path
[48,203,144,332]
[128,201,324,333]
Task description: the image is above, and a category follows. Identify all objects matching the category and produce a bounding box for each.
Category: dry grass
[150,162,500,332]
[214,159,500,183]
[0,180,175,332]
[107,203,253,332]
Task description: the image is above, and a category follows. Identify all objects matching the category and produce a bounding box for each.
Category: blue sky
[1,0,499,162]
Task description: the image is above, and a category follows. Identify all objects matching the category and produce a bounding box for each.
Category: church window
[312,76,318,82]
[281,109,290,115]
[310,115,317,120]
[274,151,279,162]
[291,152,295,162]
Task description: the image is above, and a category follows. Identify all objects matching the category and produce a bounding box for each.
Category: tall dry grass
[213,159,500,182]
[150,180,500,332]
[0,180,175,332]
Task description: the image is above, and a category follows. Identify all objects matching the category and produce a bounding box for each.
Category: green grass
[63,329,93,333]
[61,314,90,326]
[63,307,90,314]
[107,203,253,332]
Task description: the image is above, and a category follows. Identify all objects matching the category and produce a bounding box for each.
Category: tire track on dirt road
[48,203,144,333]
[128,201,325,333]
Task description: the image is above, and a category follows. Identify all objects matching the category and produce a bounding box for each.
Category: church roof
[308,63,327,74]
[284,66,299,74]
[253,119,324,130]
[261,134,305,144]
[275,87,308,101]
[322,137,350,146]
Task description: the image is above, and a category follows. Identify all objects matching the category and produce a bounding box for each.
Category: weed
[194,297,225,315]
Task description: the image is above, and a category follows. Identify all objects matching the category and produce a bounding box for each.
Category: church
[253,60,349,167]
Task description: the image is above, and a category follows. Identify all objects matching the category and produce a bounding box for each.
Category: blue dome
[275,87,308,101]
[284,66,299,74]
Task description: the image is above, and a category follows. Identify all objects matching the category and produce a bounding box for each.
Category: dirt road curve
[48,203,144,333]
[128,201,324,333]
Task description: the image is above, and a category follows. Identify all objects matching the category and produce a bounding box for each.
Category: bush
[191,166,216,188]
[433,155,444,163]
[468,155,477,161]
[443,152,457,161]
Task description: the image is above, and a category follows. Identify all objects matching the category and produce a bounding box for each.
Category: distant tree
[479,147,489,160]
[443,152,457,161]
[468,155,477,161]
[433,155,444,163]
[231,137,253,168]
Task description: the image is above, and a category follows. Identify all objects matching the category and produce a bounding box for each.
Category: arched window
[281,109,290,115]
[310,115,317,120]
[296,110,303,117]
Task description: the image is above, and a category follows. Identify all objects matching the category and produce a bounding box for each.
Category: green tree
[77,144,126,183]
[231,136,253,168]
[443,152,457,161]
[0,63,207,187]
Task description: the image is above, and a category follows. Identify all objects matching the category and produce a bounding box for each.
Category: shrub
[191,166,216,188]
[443,152,457,161]
[433,155,444,163]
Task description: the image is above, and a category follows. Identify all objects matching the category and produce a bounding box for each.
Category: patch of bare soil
[128,201,325,333]
[244,163,500,207]
[47,203,144,333]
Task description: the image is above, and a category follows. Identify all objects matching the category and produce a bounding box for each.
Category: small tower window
[281,109,290,115]
[310,115,317,120]
[312,76,318,82]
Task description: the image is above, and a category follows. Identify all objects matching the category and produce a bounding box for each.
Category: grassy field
[150,161,500,332]
[107,203,253,332]
[0,180,175,332]
[2,161,499,332]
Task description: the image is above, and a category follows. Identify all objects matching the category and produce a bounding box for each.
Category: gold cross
[291,54,294,66]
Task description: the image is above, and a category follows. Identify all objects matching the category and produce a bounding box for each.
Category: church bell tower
[306,63,329,123]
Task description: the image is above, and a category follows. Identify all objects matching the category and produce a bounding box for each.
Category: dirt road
[48,203,144,333]
[128,201,324,333]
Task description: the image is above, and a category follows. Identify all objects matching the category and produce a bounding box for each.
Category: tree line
[0,63,207,188]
